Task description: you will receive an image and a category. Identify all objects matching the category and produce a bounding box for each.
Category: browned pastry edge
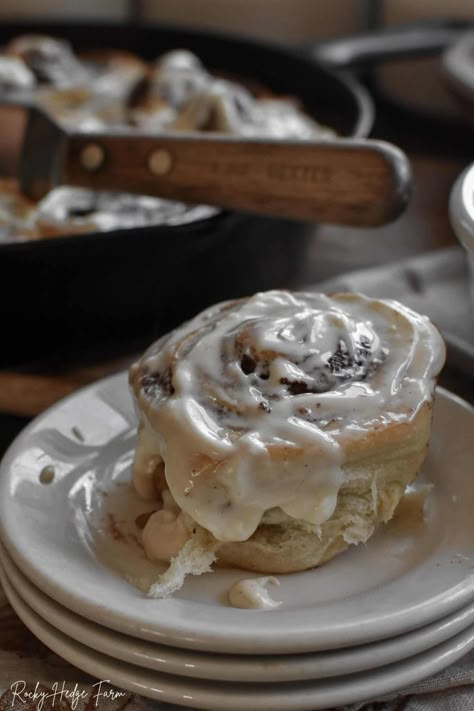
[215,402,433,573]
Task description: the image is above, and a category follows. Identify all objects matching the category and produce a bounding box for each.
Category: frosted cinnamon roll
[80,50,147,99]
[126,50,209,129]
[0,56,35,94]
[127,48,333,138]
[0,180,217,241]
[170,83,334,138]
[128,50,210,109]
[129,291,445,591]
[35,187,217,234]
[6,34,88,88]
[40,51,148,130]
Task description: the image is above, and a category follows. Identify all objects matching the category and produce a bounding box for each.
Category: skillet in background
[0,21,374,366]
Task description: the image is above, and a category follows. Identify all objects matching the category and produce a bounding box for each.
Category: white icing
[0,56,35,90]
[134,50,334,139]
[141,483,190,562]
[142,509,190,562]
[131,422,164,500]
[228,576,281,610]
[130,291,445,543]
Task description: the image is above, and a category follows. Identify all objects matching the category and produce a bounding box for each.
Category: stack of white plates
[0,373,473,711]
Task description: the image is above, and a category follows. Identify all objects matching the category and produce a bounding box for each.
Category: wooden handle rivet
[80,143,105,172]
[148,149,172,176]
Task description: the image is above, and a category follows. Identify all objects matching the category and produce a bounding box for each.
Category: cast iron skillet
[0,21,374,366]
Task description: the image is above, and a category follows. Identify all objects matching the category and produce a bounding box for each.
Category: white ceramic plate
[3,541,474,684]
[0,373,473,654]
[2,562,474,711]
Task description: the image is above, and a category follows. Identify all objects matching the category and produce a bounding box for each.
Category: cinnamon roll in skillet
[0,40,335,241]
[127,49,334,138]
[0,55,35,93]
[5,34,88,88]
[129,291,445,593]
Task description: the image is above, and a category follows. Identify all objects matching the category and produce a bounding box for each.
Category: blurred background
[0,0,471,40]
[0,0,473,119]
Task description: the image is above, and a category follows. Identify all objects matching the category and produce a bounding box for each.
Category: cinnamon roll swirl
[129,291,445,581]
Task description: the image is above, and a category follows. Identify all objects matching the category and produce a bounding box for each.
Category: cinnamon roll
[170,83,334,138]
[129,291,445,588]
[0,56,35,93]
[0,180,217,243]
[5,34,88,88]
[35,187,217,233]
[80,49,147,99]
[127,49,333,138]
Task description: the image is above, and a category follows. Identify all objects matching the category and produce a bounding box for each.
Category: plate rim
[2,559,474,711]
[0,372,473,655]
[3,540,474,683]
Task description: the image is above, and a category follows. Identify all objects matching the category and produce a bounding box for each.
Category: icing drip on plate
[228,576,281,610]
[130,291,445,543]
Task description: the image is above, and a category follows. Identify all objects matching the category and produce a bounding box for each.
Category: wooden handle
[61,133,412,227]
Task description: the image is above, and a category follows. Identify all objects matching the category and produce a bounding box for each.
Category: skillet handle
[311,19,467,70]
[59,132,412,227]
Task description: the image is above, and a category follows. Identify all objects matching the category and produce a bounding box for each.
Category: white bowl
[450,162,474,314]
